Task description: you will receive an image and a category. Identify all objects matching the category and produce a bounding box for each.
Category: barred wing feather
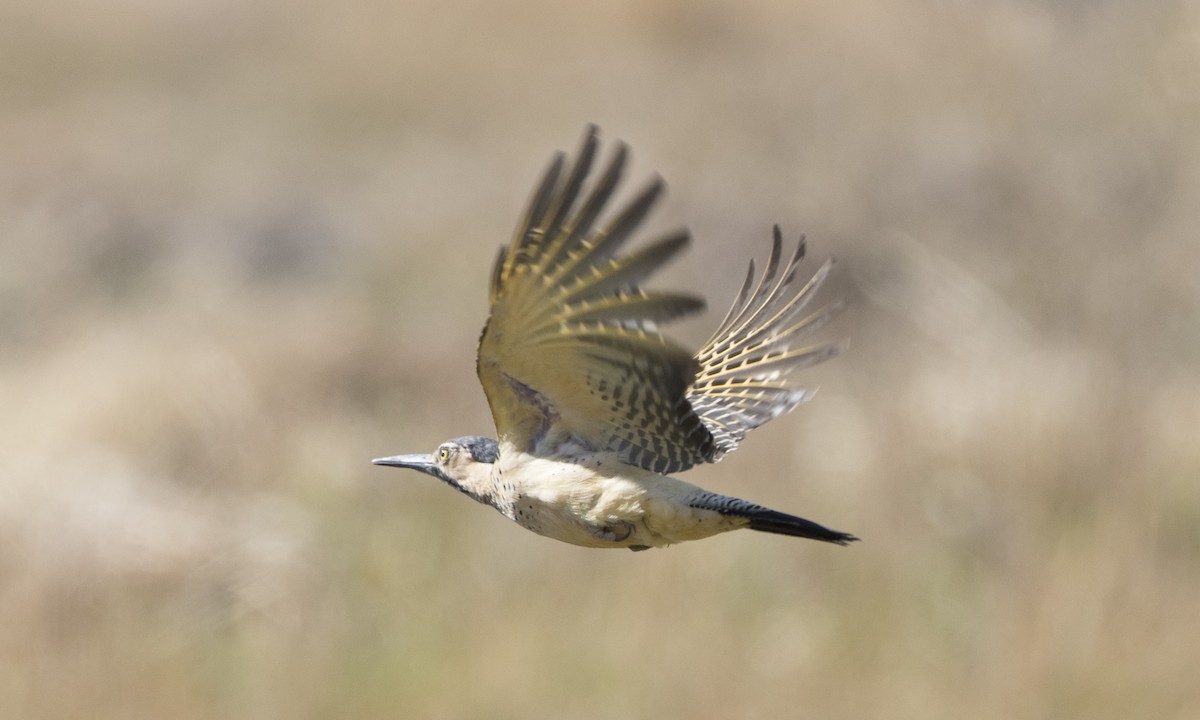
[477,126,718,473]
[688,225,844,458]
[477,127,841,475]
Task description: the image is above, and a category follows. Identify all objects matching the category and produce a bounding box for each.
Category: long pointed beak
[372,453,439,477]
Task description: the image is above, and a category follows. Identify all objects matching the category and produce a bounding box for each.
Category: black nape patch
[451,435,500,463]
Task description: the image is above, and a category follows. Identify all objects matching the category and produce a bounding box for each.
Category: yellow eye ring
[438,448,450,461]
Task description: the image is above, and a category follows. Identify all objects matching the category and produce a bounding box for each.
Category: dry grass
[3,0,1198,718]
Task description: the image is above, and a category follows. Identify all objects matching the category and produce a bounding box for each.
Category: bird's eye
[438,447,450,462]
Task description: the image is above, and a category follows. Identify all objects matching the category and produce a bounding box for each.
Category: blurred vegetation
[2,0,1198,718]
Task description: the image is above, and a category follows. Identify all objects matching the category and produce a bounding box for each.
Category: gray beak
[372,453,439,476]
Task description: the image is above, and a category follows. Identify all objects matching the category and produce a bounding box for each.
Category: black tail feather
[685,491,858,546]
[744,508,859,545]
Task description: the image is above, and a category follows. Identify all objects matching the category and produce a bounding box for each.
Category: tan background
[3,1,1198,718]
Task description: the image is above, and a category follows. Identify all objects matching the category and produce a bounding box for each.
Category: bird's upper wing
[477,126,720,473]
[687,226,844,458]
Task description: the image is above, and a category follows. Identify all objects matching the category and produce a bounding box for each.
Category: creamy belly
[493,450,746,549]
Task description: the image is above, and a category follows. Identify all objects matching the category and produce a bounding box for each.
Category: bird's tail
[743,508,859,545]
[685,491,858,546]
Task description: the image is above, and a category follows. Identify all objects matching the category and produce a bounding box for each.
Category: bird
[374,126,857,551]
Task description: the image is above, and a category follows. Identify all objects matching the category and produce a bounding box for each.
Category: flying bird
[374,127,857,551]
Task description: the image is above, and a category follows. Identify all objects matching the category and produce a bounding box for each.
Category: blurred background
[3,0,1198,718]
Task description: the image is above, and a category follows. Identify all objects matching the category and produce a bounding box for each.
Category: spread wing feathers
[688,225,844,458]
[478,126,720,473]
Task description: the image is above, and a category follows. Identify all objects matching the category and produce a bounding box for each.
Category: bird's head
[373,435,500,503]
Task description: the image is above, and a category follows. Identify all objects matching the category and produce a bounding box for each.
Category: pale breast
[494,449,743,548]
